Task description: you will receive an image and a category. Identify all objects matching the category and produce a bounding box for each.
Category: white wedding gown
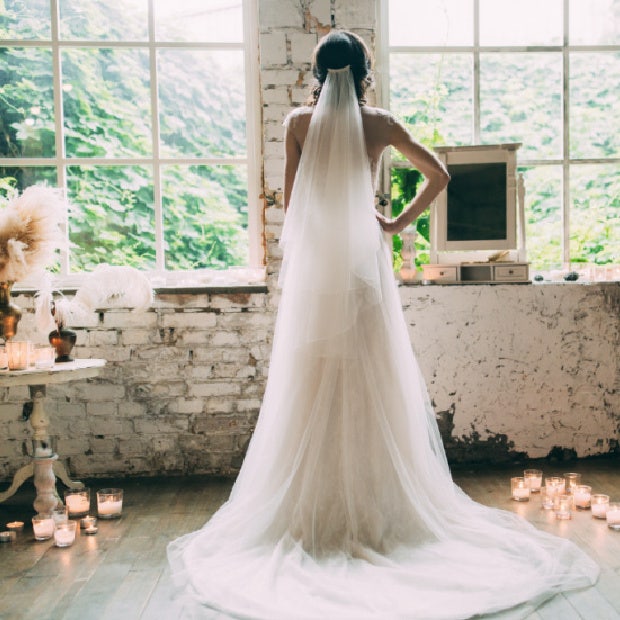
[167,67,598,619]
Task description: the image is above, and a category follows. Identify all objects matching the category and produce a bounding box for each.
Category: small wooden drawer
[494,264,528,281]
[422,265,458,282]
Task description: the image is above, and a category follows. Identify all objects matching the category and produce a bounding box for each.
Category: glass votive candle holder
[511,477,530,502]
[591,494,610,519]
[563,472,581,494]
[0,531,16,543]
[6,340,30,370]
[540,486,556,510]
[524,469,543,493]
[606,503,620,531]
[97,488,123,519]
[0,347,8,370]
[34,346,56,369]
[546,476,565,494]
[64,488,90,517]
[573,485,592,510]
[52,505,68,525]
[32,514,55,541]
[554,494,572,520]
[54,521,77,547]
[80,516,98,535]
[6,521,24,535]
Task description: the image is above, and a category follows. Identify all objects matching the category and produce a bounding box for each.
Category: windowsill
[12,267,269,297]
[398,279,619,286]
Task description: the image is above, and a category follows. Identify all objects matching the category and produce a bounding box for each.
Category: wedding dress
[167,67,598,619]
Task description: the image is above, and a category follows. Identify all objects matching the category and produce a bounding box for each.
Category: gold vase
[49,328,77,362]
[0,281,22,341]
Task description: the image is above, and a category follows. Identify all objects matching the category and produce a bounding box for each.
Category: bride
[167,30,598,619]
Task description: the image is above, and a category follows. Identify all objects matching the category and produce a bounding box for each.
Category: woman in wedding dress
[167,30,598,619]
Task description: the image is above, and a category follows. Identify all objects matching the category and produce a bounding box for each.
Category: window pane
[158,50,246,158]
[390,54,473,148]
[0,0,51,40]
[0,47,55,158]
[570,52,620,159]
[479,0,562,46]
[480,53,562,159]
[570,0,620,45]
[59,0,148,41]
[0,167,57,192]
[570,164,620,266]
[519,165,563,272]
[155,0,243,43]
[67,165,155,272]
[391,168,428,268]
[62,48,151,158]
[388,0,472,46]
[162,164,248,270]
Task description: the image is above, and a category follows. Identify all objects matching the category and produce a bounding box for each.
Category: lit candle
[573,485,592,509]
[54,522,77,547]
[554,494,572,520]
[6,521,24,533]
[563,472,581,494]
[97,500,123,516]
[546,476,565,494]
[511,477,530,501]
[541,486,555,510]
[97,488,123,519]
[606,503,620,530]
[32,515,55,541]
[80,516,97,530]
[524,469,543,493]
[591,494,610,519]
[52,506,68,525]
[65,490,90,517]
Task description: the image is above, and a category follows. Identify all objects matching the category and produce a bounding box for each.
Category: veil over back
[167,66,598,619]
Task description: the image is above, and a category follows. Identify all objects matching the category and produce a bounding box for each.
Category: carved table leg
[0,462,34,502]
[29,385,54,458]
[53,460,85,490]
[33,455,60,514]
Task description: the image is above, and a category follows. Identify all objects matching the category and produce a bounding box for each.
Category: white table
[0,359,106,513]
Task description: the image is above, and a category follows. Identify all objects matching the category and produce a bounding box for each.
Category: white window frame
[4,0,263,288]
[377,0,620,273]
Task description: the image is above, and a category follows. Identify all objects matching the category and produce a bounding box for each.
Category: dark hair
[308,30,373,105]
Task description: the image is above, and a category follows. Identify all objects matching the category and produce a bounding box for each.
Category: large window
[383,0,619,279]
[0,0,260,282]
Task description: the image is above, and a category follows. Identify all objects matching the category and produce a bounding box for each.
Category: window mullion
[49,0,70,276]
[147,0,165,274]
[562,0,571,269]
[243,0,262,269]
[473,0,481,143]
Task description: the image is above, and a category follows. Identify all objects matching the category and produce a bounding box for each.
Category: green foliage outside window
[0,1,249,274]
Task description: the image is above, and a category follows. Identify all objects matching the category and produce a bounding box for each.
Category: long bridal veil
[167,67,598,619]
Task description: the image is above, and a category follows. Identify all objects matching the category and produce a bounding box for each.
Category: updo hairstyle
[308,30,373,105]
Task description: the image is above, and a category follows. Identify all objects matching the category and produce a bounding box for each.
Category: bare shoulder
[284,105,313,128]
[360,106,398,127]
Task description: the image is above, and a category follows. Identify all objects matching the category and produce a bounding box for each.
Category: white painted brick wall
[260,33,288,65]
[0,2,617,484]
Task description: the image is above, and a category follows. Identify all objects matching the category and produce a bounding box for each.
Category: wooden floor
[1,460,619,620]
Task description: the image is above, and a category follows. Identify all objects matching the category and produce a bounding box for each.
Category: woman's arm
[376,118,450,234]
[283,122,302,213]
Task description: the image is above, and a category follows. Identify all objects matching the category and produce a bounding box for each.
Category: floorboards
[1,461,618,619]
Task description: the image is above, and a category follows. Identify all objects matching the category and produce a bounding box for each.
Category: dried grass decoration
[0,186,66,340]
[0,186,65,283]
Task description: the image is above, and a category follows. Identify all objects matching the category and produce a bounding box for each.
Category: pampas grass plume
[0,185,66,282]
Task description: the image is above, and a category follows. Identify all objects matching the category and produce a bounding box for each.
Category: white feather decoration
[35,265,153,332]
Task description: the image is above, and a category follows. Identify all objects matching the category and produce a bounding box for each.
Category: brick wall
[0,1,618,481]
